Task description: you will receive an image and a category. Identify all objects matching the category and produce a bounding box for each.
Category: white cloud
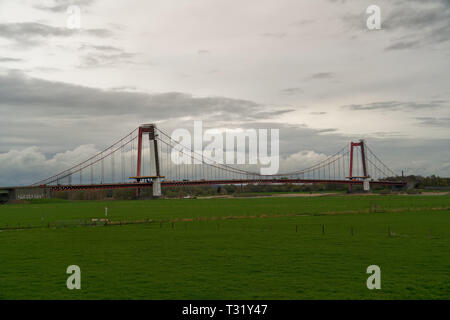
[280,150,328,173]
[0,144,99,186]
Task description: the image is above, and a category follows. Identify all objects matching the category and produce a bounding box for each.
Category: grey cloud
[0,57,23,62]
[110,86,138,91]
[316,128,338,133]
[290,19,315,26]
[77,43,136,67]
[310,112,327,115]
[334,0,450,50]
[281,87,303,95]
[342,100,448,111]
[384,0,450,50]
[0,71,291,123]
[33,0,95,12]
[308,72,336,80]
[385,40,421,51]
[32,67,60,73]
[383,0,450,29]
[343,101,402,111]
[85,29,114,37]
[251,109,296,118]
[416,117,450,128]
[78,52,135,68]
[367,132,406,138]
[79,44,124,53]
[0,72,296,165]
[261,32,287,39]
[0,22,112,46]
[0,22,74,39]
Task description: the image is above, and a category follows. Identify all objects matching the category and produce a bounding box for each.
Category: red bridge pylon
[348,140,370,192]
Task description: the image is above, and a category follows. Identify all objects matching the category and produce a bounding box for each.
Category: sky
[0,0,449,186]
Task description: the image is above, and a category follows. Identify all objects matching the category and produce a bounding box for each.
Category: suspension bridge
[19,123,406,198]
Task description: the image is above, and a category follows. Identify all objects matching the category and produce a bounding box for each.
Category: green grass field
[0,194,449,300]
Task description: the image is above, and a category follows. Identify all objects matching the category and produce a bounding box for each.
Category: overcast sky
[0,0,449,186]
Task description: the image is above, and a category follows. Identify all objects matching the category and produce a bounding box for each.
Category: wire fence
[0,210,446,240]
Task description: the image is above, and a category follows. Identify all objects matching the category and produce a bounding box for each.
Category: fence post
[322,224,325,235]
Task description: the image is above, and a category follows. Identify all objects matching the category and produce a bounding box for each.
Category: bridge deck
[45,178,406,191]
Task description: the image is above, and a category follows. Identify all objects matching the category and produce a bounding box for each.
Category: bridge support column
[348,140,369,193]
[148,126,162,197]
[363,178,371,192]
[136,187,140,198]
[153,178,162,197]
[135,124,163,198]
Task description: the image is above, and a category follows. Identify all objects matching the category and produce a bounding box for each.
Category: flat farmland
[0,194,449,299]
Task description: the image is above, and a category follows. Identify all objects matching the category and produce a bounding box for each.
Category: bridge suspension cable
[31,125,402,189]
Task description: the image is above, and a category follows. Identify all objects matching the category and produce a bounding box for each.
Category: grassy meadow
[0,194,449,299]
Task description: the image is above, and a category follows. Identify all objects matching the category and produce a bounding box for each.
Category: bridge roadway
[44,178,406,191]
